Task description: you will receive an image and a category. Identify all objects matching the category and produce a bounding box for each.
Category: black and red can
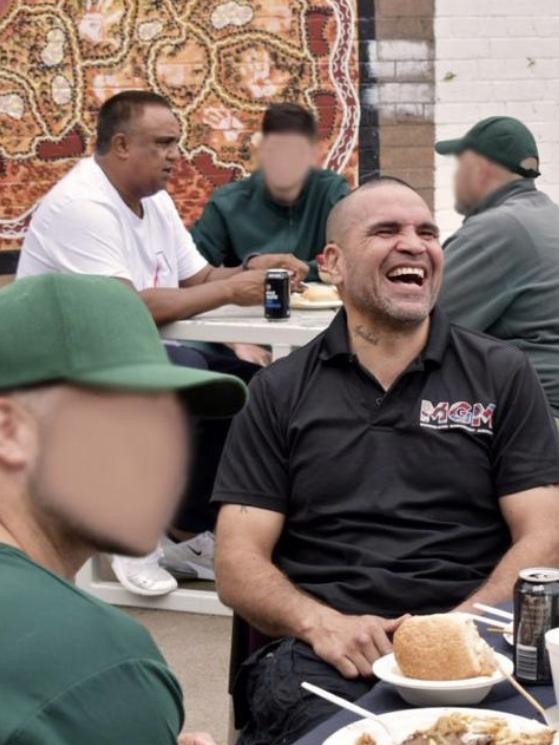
[514,567,559,684]
[265,269,290,321]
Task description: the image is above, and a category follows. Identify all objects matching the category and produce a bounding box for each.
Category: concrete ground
[126,608,233,744]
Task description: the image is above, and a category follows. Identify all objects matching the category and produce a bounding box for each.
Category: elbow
[139,290,170,326]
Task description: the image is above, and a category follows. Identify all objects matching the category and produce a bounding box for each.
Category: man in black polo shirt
[213,177,559,745]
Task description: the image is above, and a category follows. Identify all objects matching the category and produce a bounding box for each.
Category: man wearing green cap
[0,273,244,744]
[436,116,559,417]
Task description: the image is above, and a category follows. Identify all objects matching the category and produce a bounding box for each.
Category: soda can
[514,567,559,684]
[265,269,290,321]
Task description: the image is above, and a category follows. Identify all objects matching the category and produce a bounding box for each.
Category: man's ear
[0,398,34,469]
[111,132,129,160]
[322,242,344,284]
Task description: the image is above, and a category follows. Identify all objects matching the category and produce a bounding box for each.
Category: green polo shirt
[191,169,350,280]
[0,545,184,744]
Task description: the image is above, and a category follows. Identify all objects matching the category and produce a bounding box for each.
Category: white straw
[301,681,397,741]
[301,682,376,720]
[466,612,509,629]
[473,603,514,621]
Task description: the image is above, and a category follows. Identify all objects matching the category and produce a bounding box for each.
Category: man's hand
[247,253,310,284]
[178,732,217,745]
[305,610,408,679]
[227,270,267,306]
[230,343,273,367]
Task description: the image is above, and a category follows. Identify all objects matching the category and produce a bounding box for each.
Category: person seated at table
[0,273,242,744]
[16,89,276,594]
[435,116,559,419]
[212,176,559,745]
[191,102,350,283]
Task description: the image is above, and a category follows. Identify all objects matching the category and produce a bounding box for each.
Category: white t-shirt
[17,157,208,290]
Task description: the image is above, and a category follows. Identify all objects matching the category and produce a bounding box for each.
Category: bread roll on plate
[300,284,339,303]
[393,613,496,680]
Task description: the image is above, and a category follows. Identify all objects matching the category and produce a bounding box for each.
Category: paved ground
[126,608,233,745]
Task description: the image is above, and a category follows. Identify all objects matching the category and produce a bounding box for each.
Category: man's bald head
[326,176,422,247]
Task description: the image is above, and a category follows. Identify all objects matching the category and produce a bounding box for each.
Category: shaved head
[326,176,419,246]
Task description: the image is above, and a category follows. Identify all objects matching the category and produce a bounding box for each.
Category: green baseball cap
[435,116,540,177]
[0,274,248,417]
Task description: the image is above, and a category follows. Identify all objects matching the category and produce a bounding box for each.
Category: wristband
[242,253,260,271]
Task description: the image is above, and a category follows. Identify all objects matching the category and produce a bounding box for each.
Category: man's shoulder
[252,330,326,397]
[312,168,348,187]
[207,175,256,208]
[0,547,163,667]
[448,318,528,368]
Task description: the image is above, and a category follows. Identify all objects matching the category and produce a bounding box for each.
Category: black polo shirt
[212,308,559,617]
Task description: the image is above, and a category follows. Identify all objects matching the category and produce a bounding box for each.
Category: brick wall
[435,0,559,236]
[360,0,435,208]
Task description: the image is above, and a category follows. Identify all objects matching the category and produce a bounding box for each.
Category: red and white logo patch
[420,400,496,435]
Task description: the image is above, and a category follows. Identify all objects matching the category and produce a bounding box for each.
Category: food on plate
[294,284,340,303]
[393,613,497,680]
[353,713,555,745]
[355,735,376,745]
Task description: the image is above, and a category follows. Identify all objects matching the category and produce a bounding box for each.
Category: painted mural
[0,0,360,249]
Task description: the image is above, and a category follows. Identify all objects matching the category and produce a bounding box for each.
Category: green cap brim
[435,138,464,155]
[69,363,248,418]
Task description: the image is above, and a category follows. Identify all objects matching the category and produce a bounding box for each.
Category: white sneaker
[161,531,216,581]
[111,546,178,596]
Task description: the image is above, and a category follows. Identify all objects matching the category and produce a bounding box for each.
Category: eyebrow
[366,220,440,237]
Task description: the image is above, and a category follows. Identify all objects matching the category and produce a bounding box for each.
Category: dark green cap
[0,274,247,417]
[435,116,540,178]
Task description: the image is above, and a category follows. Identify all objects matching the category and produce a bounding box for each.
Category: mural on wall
[0,0,360,249]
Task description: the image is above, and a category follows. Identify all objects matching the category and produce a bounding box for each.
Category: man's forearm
[216,549,334,641]
[140,282,234,325]
[205,266,242,281]
[456,532,559,611]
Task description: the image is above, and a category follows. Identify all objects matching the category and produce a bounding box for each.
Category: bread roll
[302,284,339,302]
[393,613,496,680]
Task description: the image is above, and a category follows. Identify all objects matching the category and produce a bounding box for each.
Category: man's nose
[395,231,426,255]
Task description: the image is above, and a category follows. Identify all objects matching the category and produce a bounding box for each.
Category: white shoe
[111,546,178,596]
[161,531,216,581]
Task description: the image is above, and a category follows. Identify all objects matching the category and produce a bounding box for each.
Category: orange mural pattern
[0,0,359,249]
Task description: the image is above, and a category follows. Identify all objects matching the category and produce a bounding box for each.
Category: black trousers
[164,342,260,533]
[234,637,374,745]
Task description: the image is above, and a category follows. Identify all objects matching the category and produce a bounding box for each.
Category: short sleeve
[492,354,559,497]
[7,659,184,745]
[167,200,208,281]
[212,372,289,512]
[20,200,133,282]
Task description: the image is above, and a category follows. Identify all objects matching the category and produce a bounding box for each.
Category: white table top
[160,304,338,348]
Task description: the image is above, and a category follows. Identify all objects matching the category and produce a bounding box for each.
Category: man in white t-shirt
[17,90,294,595]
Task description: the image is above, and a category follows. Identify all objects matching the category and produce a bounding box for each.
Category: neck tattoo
[354,325,380,346]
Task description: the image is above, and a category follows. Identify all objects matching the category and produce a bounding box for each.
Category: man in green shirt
[0,274,246,744]
[191,102,350,283]
[436,116,559,416]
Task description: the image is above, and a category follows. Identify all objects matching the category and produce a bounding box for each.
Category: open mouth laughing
[386,265,427,289]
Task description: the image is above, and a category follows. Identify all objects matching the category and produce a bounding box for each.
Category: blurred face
[258,132,318,194]
[453,150,488,214]
[324,185,443,327]
[28,386,188,557]
[117,104,181,197]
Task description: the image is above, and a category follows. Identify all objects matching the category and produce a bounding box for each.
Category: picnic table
[160,304,338,361]
[294,605,556,744]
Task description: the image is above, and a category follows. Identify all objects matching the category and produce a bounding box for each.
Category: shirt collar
[319,306,450,367]
[465,178,536,219]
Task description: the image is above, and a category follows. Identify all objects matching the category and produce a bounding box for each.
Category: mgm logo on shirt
[420,399,496,435]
